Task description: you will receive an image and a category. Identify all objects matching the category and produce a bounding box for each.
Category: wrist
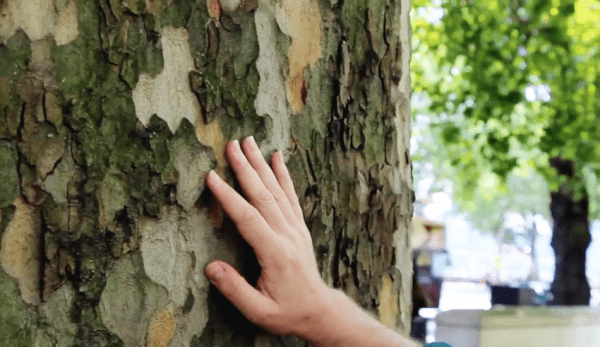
[297,287,418,347]
[291,286,340,344]
[295,287,368,346]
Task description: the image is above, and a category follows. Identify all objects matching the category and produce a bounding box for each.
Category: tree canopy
[411,0,600,222]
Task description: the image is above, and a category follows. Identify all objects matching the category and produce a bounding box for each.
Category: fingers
[271,151,305,223]
[241,137,300,228]
[205,261,279,325]
[207,170,280,261]
[227,140,291,232]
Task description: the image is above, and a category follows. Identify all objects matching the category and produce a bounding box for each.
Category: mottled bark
[0,0,413,346]
[549,157,591,306]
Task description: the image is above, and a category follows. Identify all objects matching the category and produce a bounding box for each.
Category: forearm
[299,288,419,347]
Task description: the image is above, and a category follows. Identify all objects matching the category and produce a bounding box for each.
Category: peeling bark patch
[140,208,192,307]
[140,206,211,306]
[285,74,306,116]
[18,35,58,104]
[139,206,212,347]
[220,0,242,12]
[275,0,322,113]
[0,0,79,45]
[195,118,226,172]
[0,0,54,43]
[133,26,227,169]
[147,302,176,347]
[37,137,65,179]
[18,38,67,179]
[173,139,213,211]
[133,27,198,133]
[37,284,78,347]
[30,37,53,72]
[99,254,168,347]
[44,92,63,127]
[378,274,399,329]
[54,0,79,46]
[0,197,42,305]
[43,148,75,205]
[254,3,291,155]
[97,173,128,228]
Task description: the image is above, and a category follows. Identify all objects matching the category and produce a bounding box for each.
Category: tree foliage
[412,0,600,219]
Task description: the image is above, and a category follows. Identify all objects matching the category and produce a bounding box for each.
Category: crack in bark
[308,199,319,222]
[365,212,373,242]
[352,231,360,288]
[41,92,48,123]
[39,212,47,302]
[332,208,341,288]
[98,0,118,26]
[304,149,317,184]
[378,6,391,95]
[16,102,26,202]
[39,121,66,179]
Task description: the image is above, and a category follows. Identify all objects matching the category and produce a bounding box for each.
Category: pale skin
[204,137,419,347]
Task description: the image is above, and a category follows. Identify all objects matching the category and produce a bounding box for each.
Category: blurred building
[412,216,449,307]
[411,216,449,342]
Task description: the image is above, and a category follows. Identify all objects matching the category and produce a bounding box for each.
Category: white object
[435,306,600,347]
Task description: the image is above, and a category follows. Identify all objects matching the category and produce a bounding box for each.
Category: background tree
[412,0,600,305]
[0,0,414,346]
[413,110,550,282]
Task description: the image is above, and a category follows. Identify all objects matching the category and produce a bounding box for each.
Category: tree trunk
[0,0,414,346]
[549,158,591,306]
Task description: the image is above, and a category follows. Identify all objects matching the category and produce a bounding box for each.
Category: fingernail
[207,262,225,281]
[247,135,258,150]
[208,170,218,181]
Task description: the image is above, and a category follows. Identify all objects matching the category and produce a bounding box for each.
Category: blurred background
[409,0,600,344]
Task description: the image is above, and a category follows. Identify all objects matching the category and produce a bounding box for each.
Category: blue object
[424,343,452,347]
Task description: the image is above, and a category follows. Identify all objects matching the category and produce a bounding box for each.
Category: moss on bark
[0,271,33,347]
[0,142,19,208]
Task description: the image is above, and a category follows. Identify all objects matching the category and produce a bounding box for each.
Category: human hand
[204,137,332,338]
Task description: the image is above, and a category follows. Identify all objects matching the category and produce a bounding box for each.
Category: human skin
[204,137,418,347]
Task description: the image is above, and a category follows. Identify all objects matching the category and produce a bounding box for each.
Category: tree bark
[0,0,413,346]
[549,158,591,306]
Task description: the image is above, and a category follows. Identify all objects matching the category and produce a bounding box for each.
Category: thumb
[205,261,277,324]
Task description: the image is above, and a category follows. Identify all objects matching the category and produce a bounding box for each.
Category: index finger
[207,170,282,262]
